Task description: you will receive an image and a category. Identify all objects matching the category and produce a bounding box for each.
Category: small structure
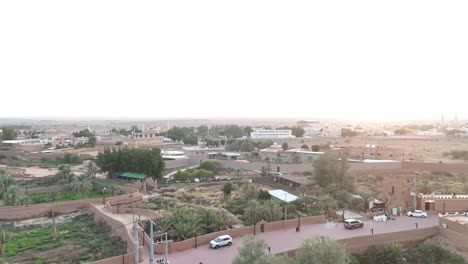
[116,172,146,181]
[274,174,314,188]
[208,152,241,160]
[268,189,298,203]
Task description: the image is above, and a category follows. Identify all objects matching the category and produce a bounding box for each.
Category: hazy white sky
[1,0,467,121]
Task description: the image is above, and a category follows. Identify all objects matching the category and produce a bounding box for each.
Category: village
[1,120,468,264]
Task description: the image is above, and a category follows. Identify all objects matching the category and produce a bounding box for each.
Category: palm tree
[55,165,74,183]
[168,208,201,241]
[223,182,234,198]
[0,173,14,201]
[71,174,93,196]
[0,231,11,256]
[297,185,307,197]
[86,162,98,178]
[3,185,22,206]
[317,195,337,213]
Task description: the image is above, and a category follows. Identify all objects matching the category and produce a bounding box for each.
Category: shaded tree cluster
[96,147,165,178]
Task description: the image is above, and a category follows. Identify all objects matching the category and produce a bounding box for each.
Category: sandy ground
[24,166,59,177]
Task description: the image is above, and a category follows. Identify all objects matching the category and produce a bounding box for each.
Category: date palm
[71,174,93,196]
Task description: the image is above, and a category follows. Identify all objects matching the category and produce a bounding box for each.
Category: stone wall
[403,161,468,173]
[0,193,141,221]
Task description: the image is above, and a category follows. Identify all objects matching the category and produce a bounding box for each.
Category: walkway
[164,215,438,264]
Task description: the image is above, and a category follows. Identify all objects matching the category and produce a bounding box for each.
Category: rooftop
[276,174,314,185]
[268,189,298,203]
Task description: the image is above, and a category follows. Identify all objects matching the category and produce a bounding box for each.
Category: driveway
[146,214,438,264]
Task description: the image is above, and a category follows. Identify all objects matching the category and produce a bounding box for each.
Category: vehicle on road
[344,219,364,229]
[407,210,428,218]
[210,235,233,249]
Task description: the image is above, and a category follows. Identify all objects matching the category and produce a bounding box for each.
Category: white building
[161,151,189,160]
[251,129,295,139]
[416,129,444,136]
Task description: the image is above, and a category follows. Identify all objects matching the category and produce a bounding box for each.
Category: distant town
[1,117,468,264]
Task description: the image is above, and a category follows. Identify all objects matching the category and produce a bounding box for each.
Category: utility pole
[51,197,56,238]
[284,192,287,230]
[134,221,139,264]
[150,220,154,264]
[412,171,421,210]
[153,231,169,264]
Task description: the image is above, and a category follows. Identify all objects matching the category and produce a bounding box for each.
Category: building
[161,151,189,160]
[251,129,295,139]
[418,194,468,213]
[416,129,444,136]
[208,152,241,160]
[2,139,45,151]
[274,174,314,188]
[257,143,323,164]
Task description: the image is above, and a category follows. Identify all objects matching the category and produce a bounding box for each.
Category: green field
[0,214,126,264]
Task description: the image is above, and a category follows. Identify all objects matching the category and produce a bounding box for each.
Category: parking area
[154,214,439,264]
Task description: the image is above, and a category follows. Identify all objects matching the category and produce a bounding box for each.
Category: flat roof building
[251,129,295,139]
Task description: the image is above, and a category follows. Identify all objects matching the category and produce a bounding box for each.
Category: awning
[118,172,146,179]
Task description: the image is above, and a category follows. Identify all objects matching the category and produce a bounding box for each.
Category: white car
[407,210,428,218]
[209,235,233,249]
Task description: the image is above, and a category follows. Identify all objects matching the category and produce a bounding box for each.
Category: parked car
[210,235,233,249]
[344,219,364,229]
[406,210,428,218]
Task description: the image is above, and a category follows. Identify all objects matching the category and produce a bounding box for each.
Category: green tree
[341,128,358,137]
[243,126,253,137]
[168,208,201,241]
[282,142,288,151]
[313,154,353,192]
[71,174,93,195]
[199,160,220,173]
[365,243,404,264]
[182,135,198,145]
[317,195,337,212]
[197,208,228,234]
[232,236,268,264]
[196,125,208,136]
[96,147,165,179]
[301,144,309,150]
[0,127,17,140]
[0,172,15,201]
[294,237,347,264]
[3,185,24,206]
[311,145,320,152]
[297,185,307,196]
[0,231,10,256]
[55,165,74,183]
[405,243,464,264]
[223,182,234,198]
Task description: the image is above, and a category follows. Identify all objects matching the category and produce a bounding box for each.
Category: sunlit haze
[1,0,467,121]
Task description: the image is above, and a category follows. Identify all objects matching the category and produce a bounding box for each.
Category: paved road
[146,215,438,264]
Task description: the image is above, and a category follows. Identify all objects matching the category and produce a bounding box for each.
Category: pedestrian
[296,224,300,232]
[268,246,271,253]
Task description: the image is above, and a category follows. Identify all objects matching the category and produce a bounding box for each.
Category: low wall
[209,160,403,173]
[154,215,326,254]
[18,184,69,195]
[165,159,191,169]
[338,226,439,254]
[403,161,468,173]
[0,193,141,221]
[87,253,136,264]
[439,217,468,237]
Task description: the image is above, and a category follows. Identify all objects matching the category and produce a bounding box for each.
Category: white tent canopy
[268,189,298,203]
